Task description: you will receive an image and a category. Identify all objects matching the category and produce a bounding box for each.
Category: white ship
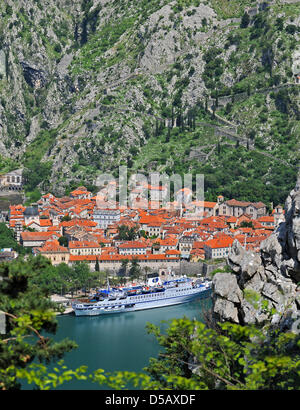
[71,273,212,316]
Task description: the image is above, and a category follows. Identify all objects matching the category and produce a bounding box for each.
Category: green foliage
[209,265,233,277]
[0,223,22,252]
[0,256,77,389]
[210,0,255,19]
[58,236,68,247]
[23,161,52,193]
[0,255,101,297]
[72,16,136,73]
[7,311,300,390]
[128,258,142,281]
[117,224,139,241]
[240,12,250,28]
[91,317,300,390]
[0,0,298,209]
[14,360,88,390]
[202,47,224,90]
[1,256,299,390]
[61,214,71,222]
[0,156,19,174]
[239,221,254,228]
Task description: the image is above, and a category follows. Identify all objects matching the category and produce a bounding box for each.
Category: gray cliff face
[212,174,300,325]
[0,0,299,195]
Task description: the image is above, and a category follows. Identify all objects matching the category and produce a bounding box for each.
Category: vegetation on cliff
[0,0,298,204]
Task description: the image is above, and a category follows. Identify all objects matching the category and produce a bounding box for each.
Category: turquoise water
[25,296,211,390]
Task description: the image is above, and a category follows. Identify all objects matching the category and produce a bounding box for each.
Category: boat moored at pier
[71,273,212,316]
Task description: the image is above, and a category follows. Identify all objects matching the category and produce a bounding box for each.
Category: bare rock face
[212,173,300,325]
[20,62,47,89]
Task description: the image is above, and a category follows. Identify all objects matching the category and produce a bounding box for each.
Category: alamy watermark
[291,311,300,335]
[94,166,204,210]
[0,311,5,335]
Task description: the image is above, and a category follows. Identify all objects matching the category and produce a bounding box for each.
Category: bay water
[25,296,211,390]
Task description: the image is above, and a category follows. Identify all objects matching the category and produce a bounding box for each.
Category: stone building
[93,208,120,229]
[118,240,151,256]
[0,169,23,191]
[68,240,101,256]
[35,240,69,266]
[64,225,98,242]
[68,253,180,272]
[20,231,60,247]
[179,233,200,258]
[204,236,234,260]
[216,196,266,219]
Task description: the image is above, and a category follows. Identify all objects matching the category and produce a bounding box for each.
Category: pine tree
[247,83,251,96]
[240,12,250,28]
[215,90,219,108]
[95,257,100,272]
[0,257,77,389]
[166,126,171,142]
[171,106,174,127]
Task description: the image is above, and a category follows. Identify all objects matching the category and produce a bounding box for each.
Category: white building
[69,241,102,256]
[93,208,120,229]
[118,241,151,256]
[23,206,39,225]
[0,169,23,191]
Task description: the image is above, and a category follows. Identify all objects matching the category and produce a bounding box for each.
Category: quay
[50,294,74,315]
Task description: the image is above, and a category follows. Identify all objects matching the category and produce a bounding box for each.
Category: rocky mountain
[212,171,300,326]
[0,0,299,202]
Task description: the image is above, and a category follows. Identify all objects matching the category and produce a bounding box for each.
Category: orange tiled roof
[226,199,266,208]
[191,201,217,208]
[226,216,237,223]
[165,249,180,255]
[68,240,100,249]
[21,231,60,241]
[257,216,274,222]
[119,241,150,249]
[29,219,52,227]
[47,226,61,231]
[101,246,118,253]
[190,248,205,256]
[37,240,68,253]
[192,241,205,249]
[204,236,234,249]
[155,238,178,246]
[60,218,97,228]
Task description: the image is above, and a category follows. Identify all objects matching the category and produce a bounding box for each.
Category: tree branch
[0,311,47,345]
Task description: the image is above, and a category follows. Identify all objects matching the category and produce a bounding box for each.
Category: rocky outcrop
[212,173,300,325]
[20,62,47,89]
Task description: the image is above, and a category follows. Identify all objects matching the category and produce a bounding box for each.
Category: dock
[50,294,74,315]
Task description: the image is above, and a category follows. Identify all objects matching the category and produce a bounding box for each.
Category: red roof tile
[37,240,68,253]
[204,237,234,249]
[68,240,101,249]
